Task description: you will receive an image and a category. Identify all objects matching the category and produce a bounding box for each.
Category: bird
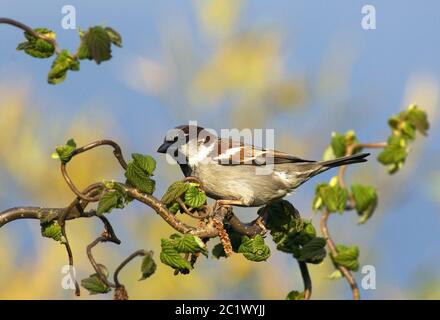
[157,124,369,208]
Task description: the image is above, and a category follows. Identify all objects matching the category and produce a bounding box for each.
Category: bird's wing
[212,138,315,166]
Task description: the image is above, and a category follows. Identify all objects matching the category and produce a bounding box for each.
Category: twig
[0,17,60,54]
[113,249,150,287]
[320,208,360,300]
[298,261,312,300]
[86,237,116,288]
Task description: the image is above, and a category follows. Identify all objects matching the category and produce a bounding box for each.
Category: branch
[0,17,60,54]
[320,208,360,300]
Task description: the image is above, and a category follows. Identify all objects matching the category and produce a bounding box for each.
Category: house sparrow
[157,125,369,207]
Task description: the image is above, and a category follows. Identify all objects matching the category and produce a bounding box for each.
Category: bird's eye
[205,136,211,143]
[173,149,179,157]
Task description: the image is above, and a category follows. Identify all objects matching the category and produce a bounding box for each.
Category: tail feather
[318,152,370,168]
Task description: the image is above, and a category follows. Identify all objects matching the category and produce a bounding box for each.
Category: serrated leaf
[81,274,111,295]
[78,26,112,64]
[48,50,80,84]
[318,184,348,213]
[139,251,156,280]
[105,27,122,47]
[160,239,192,271]
[295,237,327,264]
[237,235,271,262]
[41,220,64,243]
[125,160,156,194]
[168,202,181,214]
[162,181,190,205]
[351,184,378,224]
[285,291,305,300]
[97,190,126,215]
[16,28,55,58]
[332,244,360,271]
[132,153,156,175]
[172,234,208,256]
[184,185,206,209]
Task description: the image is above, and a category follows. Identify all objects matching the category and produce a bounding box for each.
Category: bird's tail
[318,152,370,169]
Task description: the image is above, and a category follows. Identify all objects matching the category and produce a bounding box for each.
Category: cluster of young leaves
[263,200,326,264]
[160,234,207,273]
[161,180,207,213]
[323,130,362,160]
[125,153,156,194]
[16,25,121,84]
[51,138,77,163]
[378,104,429,174]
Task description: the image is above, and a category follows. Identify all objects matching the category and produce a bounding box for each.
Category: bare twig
[298,261,312,300]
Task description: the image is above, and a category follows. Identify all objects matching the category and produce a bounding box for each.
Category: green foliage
[331,244,360,272]
[160,234,207,272]
[285,291,305,300]
[313,179,347,213]
[211,225,244,259]
[125,153,156,194]
[139,251,157,281]
[184,185,207,209]
[324,130,361,160]
[41,220,64,243]
[351,184,378,224]
[81,265,111,295]
[378,104,429,174]
[237,235,271,262]
[51,138,77,163]
[161,181,190,205]
[47,50,80,84]
[262,200,326,264]
[97,182,128,215]
[77,26,122,64]
[16,28,55,58]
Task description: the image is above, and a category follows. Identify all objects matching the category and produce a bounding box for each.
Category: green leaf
[405,104,429,136]
[330,132,347,158]
[172,234,208,256]
[81,273,111,295]
[162,181,190,205]
[237,235,271,262]
[139,251,157,280]
[97,189,126,215]
[295,237,327,264]
[47,50,80,84]
[211,243,227,259]
[184,185,206,209]
[105,27,122,47]
[168,202,181,214]
[132,153,156,175]
[125,155,156,194]
[160,239,192,272]
[351,184,378,224]
[318,184,348,213]
[17,28,55,58]
[52,138,77,163]
[285,291,305,300]
[377,137,407,166]
[77,26,111,64]
[332,244,360,271]
[41,220,64,243]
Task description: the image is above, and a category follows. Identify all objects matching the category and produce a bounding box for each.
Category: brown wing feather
[212,138,315,166]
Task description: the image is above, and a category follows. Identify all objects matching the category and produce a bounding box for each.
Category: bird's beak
[157,141,173,153]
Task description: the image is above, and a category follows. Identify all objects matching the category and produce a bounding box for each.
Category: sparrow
[157,125,369,207]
